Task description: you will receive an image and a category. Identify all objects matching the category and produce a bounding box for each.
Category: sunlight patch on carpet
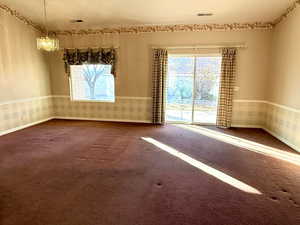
[176,125,300,167]
[142,137,262,195]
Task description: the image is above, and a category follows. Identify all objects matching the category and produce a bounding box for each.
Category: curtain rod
[152,44,247,50]
[60,46,119,51]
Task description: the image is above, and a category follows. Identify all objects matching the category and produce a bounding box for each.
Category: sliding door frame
[166,53,222,125]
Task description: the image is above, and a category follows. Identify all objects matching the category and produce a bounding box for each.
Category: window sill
[70,99,115,103]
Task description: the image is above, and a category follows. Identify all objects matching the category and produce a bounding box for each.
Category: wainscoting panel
[0,96,53,135]
[232,100,300,152]
[52,96,152,123]
[232,100,266,127]
[265,103,300,151]
[1,96,299,152]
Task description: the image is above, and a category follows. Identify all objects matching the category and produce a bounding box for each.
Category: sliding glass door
[166,57,194,123]
[166,55,222,124]
[193,57,222,124]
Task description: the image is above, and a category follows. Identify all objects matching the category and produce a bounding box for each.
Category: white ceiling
[1,0,294,30]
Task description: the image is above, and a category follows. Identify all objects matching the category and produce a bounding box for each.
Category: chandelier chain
[43,0,48,35]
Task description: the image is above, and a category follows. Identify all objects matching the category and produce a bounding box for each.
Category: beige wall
[264,6,300,152]
[49,30,273,100]
[0,6,298,150]
[0,10,51,102]
[0,10,53,134]
[268,7,300,109]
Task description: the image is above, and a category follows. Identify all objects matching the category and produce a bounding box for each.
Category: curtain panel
[63,48,117,76]
[217,48,237,128]
[152,49,168,124]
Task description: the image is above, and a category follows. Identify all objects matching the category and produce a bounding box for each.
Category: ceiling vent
[197,13,213,17]
[70,19,84,23]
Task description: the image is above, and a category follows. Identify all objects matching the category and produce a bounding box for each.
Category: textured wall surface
[0,10,51,102]
[265,5,300,151]
[265,103,300,151]
[0,8,52,135]
[232,100,300,151]
[1,4,299,152]
[268,6,300,109]
[49,30,273,101]
[47,30,274,135]
[52,96,152,123]
[0,97,53,134]
[232,101,266,127]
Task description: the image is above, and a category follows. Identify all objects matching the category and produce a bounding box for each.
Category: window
[70,64,115,102]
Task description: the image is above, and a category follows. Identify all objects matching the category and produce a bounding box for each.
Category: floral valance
[63,48,117,76]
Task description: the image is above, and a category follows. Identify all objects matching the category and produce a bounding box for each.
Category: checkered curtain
[152,49,168,124]
[217,48,237,128]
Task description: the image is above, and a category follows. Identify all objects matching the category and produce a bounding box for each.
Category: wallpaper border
[1,1,299,35]
[273,0,300,25]
[52,22,274,35]
[0,3,43,32]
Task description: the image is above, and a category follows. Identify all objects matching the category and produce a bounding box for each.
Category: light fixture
[197,13,214,17]
[37,0,59,51]
[70,19,84,23]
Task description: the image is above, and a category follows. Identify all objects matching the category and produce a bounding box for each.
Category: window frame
[166,53,222,125]
[68,64,116,103]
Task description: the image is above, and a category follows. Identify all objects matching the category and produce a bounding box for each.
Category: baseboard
[54,116,152,124]
[0,117,54,136]
[0,117,151,137]
[1,117,298,152]
[262,127,300,153]
[231,124,263,128]
[232,124,299,153]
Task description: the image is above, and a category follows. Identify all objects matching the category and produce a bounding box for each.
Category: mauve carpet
[0,119,299,225]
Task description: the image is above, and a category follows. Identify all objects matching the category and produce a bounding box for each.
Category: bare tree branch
[82,64,107,99]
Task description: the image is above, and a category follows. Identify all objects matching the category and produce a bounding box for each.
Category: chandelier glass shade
[37,36,59,51]
[37,0,59,51]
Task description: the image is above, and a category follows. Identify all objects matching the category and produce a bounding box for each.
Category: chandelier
[37,0,59,51]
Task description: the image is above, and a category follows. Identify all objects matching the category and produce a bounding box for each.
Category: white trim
[233,99,300,113]
[69,99,116,103]
[51,95,152,101]
[0,97,298,113]
[262,127,300,153]
[233,100,268,103]
[52,95,70,98]
[116,96,152,100]
[54,116,152,124]
[166,121,216,126]
[0,96,52,106]
[266,101,300,113]
[0,117,54,136]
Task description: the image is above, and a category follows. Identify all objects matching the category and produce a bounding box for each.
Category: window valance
[63,48,117,76]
